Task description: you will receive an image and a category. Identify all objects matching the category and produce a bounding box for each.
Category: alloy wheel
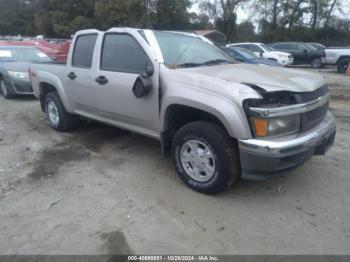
[0,80,8,97]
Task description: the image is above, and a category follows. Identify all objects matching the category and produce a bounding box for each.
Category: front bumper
[238,111,336,174]
[10,77,33,95]
[280,57,294,66]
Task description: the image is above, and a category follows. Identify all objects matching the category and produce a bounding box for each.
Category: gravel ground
[0,74,350,255]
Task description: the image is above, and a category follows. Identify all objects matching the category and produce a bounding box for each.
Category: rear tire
[337,59,349,74]
[44,91,76,132]
[172,121,241,194]
[0,78,14,99]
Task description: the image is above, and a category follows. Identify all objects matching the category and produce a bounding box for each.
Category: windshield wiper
[170,59,233,69]
[202,59,233,66]
[176,62,202,68]
[202,59,233,65]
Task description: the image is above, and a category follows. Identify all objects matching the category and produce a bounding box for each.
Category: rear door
[65,33,98,113]
[93,29,160,137]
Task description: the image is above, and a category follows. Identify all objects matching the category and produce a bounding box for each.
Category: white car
[227,42,294,66]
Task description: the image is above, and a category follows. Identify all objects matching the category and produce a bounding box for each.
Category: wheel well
[39,82,57,112]
[161,105,227,153]
[268,58,278,62]
[337,56,350,65]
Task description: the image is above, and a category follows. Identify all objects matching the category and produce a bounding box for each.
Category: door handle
[95,76,109,85]
[67,72,77,80]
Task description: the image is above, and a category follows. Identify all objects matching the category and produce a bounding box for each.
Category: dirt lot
[0,69,350,255]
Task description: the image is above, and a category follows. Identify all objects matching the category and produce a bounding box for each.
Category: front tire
[44,92,76,132]
[0,78,14,99]
[172,121,241,194]
[311,58,322,69]
[337,59,349,74]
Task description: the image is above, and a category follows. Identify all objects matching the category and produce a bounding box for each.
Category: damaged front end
[238,84,336,176]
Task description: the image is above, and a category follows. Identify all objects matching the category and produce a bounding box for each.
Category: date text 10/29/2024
[128,256,220,261]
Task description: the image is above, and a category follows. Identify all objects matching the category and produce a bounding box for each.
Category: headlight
[251,114,300,138]
[8,71,29,79]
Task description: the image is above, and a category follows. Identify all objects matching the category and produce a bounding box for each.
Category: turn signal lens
[252,118,268,137]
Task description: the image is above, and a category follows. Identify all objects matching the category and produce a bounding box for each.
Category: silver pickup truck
[325,48,350,73]
[29,28,336,194]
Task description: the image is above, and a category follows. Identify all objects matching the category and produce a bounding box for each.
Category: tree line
[0,0,349,45]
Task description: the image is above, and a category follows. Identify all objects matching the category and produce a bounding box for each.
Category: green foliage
[0,0,349,46]
[248,0,349,45]
[0,0,193,37]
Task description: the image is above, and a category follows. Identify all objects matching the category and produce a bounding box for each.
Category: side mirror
[133,62,154,98]
[132,76,152,99]
[260,52,264,57]
[303,49,308,53]
[146,64,154,76]
[141,63,154,78]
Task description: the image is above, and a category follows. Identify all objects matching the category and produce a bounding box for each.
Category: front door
[94,32,159,136]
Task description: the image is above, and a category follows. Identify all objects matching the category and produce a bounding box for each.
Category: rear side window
[276,44,294,51]
[72,34,98,68]
[100,34,150,73]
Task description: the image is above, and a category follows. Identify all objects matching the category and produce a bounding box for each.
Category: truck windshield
[153,31,235,68]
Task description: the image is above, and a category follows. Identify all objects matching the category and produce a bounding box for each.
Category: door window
[248,44,262,53]
[277,44,296,51]
[72,34,98,68]
[100,34,150,73]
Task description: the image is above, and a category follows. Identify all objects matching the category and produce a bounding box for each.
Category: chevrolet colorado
[29,28,336,194]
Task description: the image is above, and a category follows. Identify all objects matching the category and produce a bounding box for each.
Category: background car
[269,42,326,68]
[226,42,294,66]
[0,39,70,62]
[308,42,327,51]
[0,46,52,99]
[224,47,281,67]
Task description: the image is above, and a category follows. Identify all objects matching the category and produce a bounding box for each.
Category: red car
[0,39,70,62]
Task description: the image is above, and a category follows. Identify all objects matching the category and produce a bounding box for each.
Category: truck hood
[179,63,325,93]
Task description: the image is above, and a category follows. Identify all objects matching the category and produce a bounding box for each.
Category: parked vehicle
[0,39,70,62]
[30,28,336,194]
[226,42,294,66]
[269,42,326,68]
[224,47,281,66]
[325,48,350,74]
[0,46,52,98]
[308,42,326,51]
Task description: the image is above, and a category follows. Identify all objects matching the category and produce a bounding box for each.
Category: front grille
[297,85,328,103]
[301,102,329,131]
[14,84,33,93]
[297,85,329,131]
